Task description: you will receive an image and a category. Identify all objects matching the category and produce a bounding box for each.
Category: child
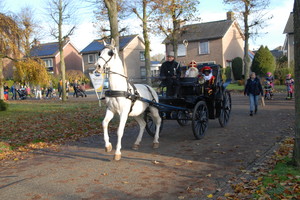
[265,72,274,88]
[285,74,294,100]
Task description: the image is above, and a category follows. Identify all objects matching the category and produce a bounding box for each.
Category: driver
[160,51,181,97]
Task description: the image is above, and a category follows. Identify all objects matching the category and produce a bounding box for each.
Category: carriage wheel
[144,112,163,137]
[177,111,190,126]
[192,101,209,140]
[218,91,232,127]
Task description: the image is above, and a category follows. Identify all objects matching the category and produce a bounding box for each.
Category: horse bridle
[97,47,128,79]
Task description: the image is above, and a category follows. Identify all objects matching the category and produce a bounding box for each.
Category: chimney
[227,11,234,21]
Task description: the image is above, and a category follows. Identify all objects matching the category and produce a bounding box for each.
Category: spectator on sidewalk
[35,85,42,99]
[73,80,79,97]
[244,72,263,116]
[3,82,9,100]
[58,79,63,100]
[46,81,53,98]
[79,82,87,97]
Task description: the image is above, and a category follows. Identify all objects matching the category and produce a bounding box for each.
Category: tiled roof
[163,20,234,43]
[30,42,59,57]
[283,12,293,34]
[81,35,138,54]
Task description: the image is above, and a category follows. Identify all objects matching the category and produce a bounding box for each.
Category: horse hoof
[153,143,159,149]
[132,144,140,150]
[114,154,121,161]
[105,144,112,152]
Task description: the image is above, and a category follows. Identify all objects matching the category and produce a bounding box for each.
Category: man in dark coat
[160,51,181,97]
[244,72,263,116]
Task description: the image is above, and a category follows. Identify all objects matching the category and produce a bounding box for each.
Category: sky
[3,0,294,55]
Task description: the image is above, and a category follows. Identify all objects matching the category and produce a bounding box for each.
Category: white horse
[94,39,162,161]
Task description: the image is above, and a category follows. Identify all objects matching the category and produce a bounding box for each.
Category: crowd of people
[2,79,88,101]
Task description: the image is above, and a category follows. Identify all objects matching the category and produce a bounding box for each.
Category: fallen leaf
[207,194,213,198]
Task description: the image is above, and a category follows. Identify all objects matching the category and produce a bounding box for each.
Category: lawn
[226,83,287,93]
[0,100,130,159]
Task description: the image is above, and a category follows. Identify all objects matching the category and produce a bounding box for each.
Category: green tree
[223,0,272,80]
[293,0,300,167]
[251,45,275,77]
[232,57,243,80]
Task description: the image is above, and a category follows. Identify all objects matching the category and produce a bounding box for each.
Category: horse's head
[94,39,118,74]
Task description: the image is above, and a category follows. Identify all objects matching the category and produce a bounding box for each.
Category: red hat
[202,66,212,73]
[189,60,197,68]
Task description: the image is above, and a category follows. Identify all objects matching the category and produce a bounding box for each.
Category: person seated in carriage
[200,66,216,96]
[185,60,199,77]
[160,51,181,97]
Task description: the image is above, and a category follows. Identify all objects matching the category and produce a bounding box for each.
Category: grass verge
[0,100,135,161]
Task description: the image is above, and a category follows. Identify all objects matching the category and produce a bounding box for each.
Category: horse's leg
[132,114,146,150]
[149,107,161,149]
[103,109,114,152]
[114,111,129,161]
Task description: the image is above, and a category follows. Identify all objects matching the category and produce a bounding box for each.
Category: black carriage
[144,64,232,140]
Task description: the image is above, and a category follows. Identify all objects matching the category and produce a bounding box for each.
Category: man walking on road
[244,72,264,116]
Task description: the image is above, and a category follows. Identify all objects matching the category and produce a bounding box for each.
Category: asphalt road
[0,93,295,200]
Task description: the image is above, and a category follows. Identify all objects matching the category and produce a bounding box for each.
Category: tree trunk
[293,0,300,167]
[104,0,119,50]
[0,59,4,100]
[142,0,152,86]
[243,3,250,80]
[59,0,66,102]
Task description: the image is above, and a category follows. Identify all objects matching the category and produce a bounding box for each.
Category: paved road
[0,93,295,200]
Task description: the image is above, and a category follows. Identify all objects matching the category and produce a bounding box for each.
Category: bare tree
[18,7,40,57]
[293,0,300,167]
[46,0,76,101]
[223,0,271,80]
[87,0,129,46]
[0,13,22,100]
[103,0,119,49]
[131,0,159,85]
[154,0,200,59]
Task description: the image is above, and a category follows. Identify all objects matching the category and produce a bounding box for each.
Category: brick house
[30,38,83,75]
[283,12,294,67]
[81,35,147,82]
[164,12,244,69]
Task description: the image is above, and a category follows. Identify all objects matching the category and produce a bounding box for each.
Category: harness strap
[144,85,157,103]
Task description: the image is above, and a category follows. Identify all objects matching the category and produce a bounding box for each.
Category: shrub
[0,99,8,111]
[232,57,243,80]
[274,67,294,85]
[251,45,276,76]
[225,66,231,80]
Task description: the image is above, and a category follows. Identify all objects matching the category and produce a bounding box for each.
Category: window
[140,67,146,79]
[177,44,186,56]
[43,59,53,72]
[199,41,209,55]
[88,54,95,63]
[140,51,145,61]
